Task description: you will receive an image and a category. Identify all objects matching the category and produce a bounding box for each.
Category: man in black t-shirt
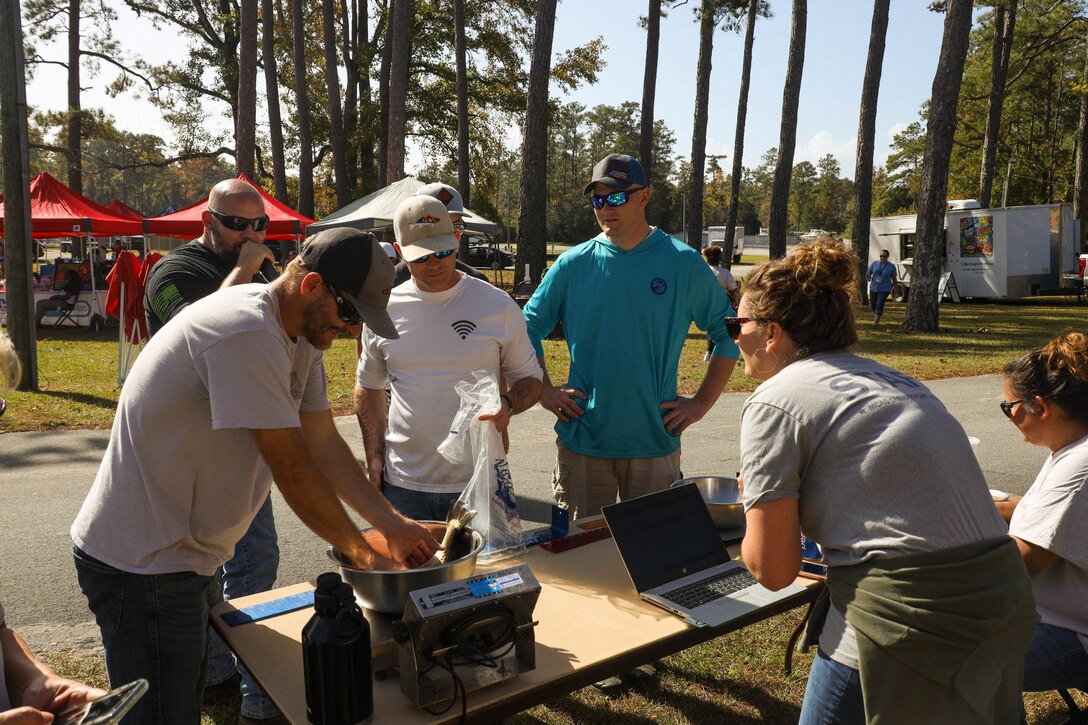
[144,179,277,336]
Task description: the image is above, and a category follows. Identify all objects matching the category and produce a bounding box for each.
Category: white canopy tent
[306,177,500,236]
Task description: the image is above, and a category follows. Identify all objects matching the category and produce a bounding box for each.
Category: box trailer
[868,203,1082,300]
[706,226,745,264]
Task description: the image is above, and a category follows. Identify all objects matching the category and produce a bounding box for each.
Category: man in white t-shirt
[355,196,543,521]
[70,229,439,725]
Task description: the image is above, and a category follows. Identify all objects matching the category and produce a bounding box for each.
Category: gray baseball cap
[414,182,464,213]
[300,228,399,338]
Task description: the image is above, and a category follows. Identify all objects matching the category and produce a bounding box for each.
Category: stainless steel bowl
[327,522,484,614]
[671,476,744,529]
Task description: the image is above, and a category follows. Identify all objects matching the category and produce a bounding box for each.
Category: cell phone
[799,559,828,580]
[54,678,149,725]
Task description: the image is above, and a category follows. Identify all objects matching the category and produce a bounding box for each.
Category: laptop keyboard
[663,568,757,608]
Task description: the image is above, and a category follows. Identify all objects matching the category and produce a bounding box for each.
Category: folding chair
[51,292,81,327]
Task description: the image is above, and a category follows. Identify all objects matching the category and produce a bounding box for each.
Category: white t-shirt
[71,285,328,576]
[0,601,9,712]
[357,275,541,494]
[1009,432,1088,652]
[710,266,738,292]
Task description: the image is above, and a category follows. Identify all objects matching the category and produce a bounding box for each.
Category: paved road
[0,373,1045,654]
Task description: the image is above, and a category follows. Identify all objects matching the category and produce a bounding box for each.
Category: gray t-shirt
[71,285,328,576]
[0,600,9,712]
[740,351,1006,666]
[1009,432,1088,652]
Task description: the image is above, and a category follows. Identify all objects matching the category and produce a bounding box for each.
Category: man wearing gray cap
[523,153,738,520]
[355,196,543,520]
[72,228,439,725]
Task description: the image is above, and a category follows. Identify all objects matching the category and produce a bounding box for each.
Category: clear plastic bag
[438,371,525,561]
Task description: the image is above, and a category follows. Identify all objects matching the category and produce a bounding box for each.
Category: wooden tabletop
[211,521,819,724]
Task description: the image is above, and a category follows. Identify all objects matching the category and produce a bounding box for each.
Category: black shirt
[144,239,272,336]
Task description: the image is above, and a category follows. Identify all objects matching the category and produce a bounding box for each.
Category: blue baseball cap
[583,154,648,194]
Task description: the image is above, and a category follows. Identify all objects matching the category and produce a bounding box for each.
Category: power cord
[421,605,520,724]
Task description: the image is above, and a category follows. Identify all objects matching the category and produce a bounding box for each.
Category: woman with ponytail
[998,332,1088,695]
[735,238,1036,724]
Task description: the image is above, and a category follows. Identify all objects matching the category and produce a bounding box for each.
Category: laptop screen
[603,484,733,593]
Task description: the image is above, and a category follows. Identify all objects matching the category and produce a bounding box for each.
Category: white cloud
[794,130,856,175]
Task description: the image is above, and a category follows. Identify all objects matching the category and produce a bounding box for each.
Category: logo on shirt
[451,319,477,339]
[649,277,667,295]
[290,372,303,400]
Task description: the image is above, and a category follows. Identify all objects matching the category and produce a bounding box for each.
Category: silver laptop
[603,483,807,628]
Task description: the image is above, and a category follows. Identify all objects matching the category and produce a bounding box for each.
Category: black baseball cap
[300,228,399,338]
[583,153,648,194]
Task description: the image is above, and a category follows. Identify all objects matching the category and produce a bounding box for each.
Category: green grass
[37,611,1085,724]
[3,296,1085,433]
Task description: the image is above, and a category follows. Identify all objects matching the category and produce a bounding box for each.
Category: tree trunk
[850,0,889,305]
[386,0,412,184]
[378,4,392,187]
[262,0,288,201]
[0,0,39,388]
[768,0,807,259]
[291,0,315,216]
[685,0,716,252]
[903,0,973,333]
[322,0,348,207]
[639,0,662,176]
[454,0,471,208]
[978,3,1016,208]
[236,0,258,180]
[66,0,81,194]
[341,0,360,196]
[723,0,759,266]
[516,0,558,283]
[1074,26,1088,252]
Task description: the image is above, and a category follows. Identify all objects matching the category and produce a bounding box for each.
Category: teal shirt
[523,228,738,459]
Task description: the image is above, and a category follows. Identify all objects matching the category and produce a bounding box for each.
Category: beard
[206,225,241,264]
[300,295,339,350]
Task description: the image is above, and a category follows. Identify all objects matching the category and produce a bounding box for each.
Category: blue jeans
[73,546,216,725]
[870,290,890,316]
[206,493,281,719]
[383,481,460,522]
[799,649,865,725]
[1022,623,1088,692]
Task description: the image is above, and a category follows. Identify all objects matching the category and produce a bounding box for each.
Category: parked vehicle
[466,244,515,270]
[869,203,1082,300]
[706,226,745,264]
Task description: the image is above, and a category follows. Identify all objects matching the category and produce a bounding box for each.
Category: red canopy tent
[105,199,145,221]
[0,172,142,237]
[142,173,313,240]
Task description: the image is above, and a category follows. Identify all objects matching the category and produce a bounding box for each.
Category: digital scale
[392,564,541,709]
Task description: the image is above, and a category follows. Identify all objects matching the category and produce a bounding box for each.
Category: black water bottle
[302,572,373,724]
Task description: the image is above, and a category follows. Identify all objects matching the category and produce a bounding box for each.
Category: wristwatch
[500,394,515,414]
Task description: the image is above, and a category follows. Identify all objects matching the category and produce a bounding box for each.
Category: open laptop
[602,483,807,628]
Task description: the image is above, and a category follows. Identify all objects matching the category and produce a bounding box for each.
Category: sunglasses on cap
[589,187,644,210]
[409,249,455,264]
[325,283,362,325]
[208,208,270,232]
[723,316,768,340]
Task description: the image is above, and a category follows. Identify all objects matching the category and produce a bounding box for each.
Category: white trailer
[868,203,1082,300]
[706,226,745,264]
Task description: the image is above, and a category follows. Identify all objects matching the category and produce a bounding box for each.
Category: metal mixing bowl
[327,522,484,614]
[671,476,744,529]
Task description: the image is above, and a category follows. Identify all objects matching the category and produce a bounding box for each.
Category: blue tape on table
[522,506,570,547]
[222,590,314,627]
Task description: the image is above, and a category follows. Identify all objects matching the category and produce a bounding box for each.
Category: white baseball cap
[394,196,459,263]
[414,182,464,213]
[379,241,397,261]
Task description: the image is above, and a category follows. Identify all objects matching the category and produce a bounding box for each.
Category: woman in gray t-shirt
[733,239,1034,724]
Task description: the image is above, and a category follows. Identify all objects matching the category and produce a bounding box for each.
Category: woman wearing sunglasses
[996,332,1088,698]
[734,238,1035,723]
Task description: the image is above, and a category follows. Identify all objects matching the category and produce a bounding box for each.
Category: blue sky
[24,1,956,182]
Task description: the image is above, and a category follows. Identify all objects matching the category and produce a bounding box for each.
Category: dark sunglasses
[589,188,644,210]
[325,283,362,325]
[409,249,455,264]
[723,316,762,340]
[999,399,1027,419]
[208,208,270,232]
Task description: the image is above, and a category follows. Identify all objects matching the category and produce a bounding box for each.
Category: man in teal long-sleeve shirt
[523,154,739,520]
